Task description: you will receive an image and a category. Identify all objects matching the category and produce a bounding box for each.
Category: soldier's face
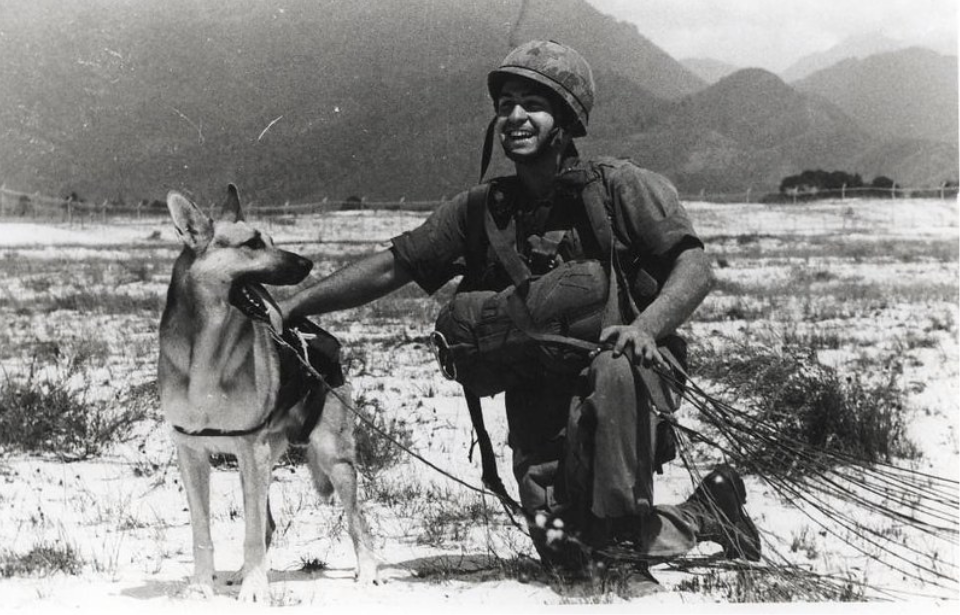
[495,78,559,161]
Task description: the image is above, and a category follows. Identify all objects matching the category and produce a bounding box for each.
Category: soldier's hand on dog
[600,324,667,369]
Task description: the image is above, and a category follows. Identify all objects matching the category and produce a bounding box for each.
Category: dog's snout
[294,254,313,275]
[267,250,312,285]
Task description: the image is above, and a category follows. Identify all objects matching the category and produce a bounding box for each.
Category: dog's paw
[355,572,382,586]
[180,580,215,600]
[237,567,270,603]
[355,558,381,586]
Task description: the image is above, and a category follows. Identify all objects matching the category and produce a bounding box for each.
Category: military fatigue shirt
[391,157,702,296]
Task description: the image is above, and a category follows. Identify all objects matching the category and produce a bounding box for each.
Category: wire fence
[0,185,442,224]
[677,184,960,204]
[1,182,957,225]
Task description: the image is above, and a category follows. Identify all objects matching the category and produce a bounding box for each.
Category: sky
[585,0,958,72]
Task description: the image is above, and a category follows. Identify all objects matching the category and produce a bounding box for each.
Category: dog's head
[166,185,312,286]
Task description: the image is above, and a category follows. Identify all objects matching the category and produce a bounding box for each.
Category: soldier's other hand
[599,325,666,369]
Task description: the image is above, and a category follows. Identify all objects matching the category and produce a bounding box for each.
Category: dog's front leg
[177,443,215,598]
[235,440,273,603]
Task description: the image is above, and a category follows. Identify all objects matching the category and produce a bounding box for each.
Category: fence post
[0,184,6,217]
[745,187,752,203]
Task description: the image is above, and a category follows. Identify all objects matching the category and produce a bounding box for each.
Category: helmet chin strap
[479,116,498,183]
[479,121,575,182]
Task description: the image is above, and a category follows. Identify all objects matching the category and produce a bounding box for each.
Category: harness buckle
[430,331,457,381]
[291,327,317,362]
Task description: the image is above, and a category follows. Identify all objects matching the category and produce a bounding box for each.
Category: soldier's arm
[599,165,715,365]
[280,249,412,320]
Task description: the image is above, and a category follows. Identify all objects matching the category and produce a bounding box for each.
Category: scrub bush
[0,361,146,460]
[691,343,916,474]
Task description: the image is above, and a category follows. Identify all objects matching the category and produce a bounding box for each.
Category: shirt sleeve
[605,162,703,259]
[390,191,470,295]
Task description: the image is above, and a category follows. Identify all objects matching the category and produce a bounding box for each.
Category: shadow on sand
[388,552,547,586]
[119,565,362,601]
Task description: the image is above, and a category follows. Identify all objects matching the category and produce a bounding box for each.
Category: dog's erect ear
[167,191,214,252]
[218,183,244,223]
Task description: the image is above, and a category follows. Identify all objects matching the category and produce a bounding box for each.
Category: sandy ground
[0,198,957,613]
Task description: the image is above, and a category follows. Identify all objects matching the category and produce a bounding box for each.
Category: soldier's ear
[167,191,214,252]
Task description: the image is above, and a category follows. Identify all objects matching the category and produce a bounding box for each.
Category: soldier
[281,40,760,596]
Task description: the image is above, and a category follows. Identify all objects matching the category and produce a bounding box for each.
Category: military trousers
[506,350,700,565]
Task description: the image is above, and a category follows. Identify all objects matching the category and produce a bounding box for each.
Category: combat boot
[687,464,761,561]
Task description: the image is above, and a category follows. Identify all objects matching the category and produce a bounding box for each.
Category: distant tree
[341,195,363,211]
[779,169,866,201]
[869,176,898,198]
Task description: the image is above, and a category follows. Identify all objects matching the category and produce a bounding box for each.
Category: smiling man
[281,40,760,597]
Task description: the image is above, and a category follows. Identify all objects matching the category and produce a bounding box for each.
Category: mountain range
[781,32,908,82]
[588,69,876,194]
[794,47,957,144]
[0,0,955,205]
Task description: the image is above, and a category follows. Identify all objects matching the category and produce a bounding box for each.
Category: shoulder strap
[483,205,531,286]
[467,178,533,287]
[575,163,637,326]
[580,175,614,257]
[579,161,647,325]
[463,183,491,289]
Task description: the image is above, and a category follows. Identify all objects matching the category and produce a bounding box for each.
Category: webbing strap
[463,389,523,514]
[503,289,597,353]
[483,204,531,286]
[580,177,613,256]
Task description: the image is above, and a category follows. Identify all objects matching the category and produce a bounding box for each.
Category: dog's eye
[243,236,265,250]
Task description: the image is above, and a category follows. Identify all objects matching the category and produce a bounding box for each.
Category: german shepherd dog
[159,185,378,601]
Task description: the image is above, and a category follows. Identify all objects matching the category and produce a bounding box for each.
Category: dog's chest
[159,321,281,433]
